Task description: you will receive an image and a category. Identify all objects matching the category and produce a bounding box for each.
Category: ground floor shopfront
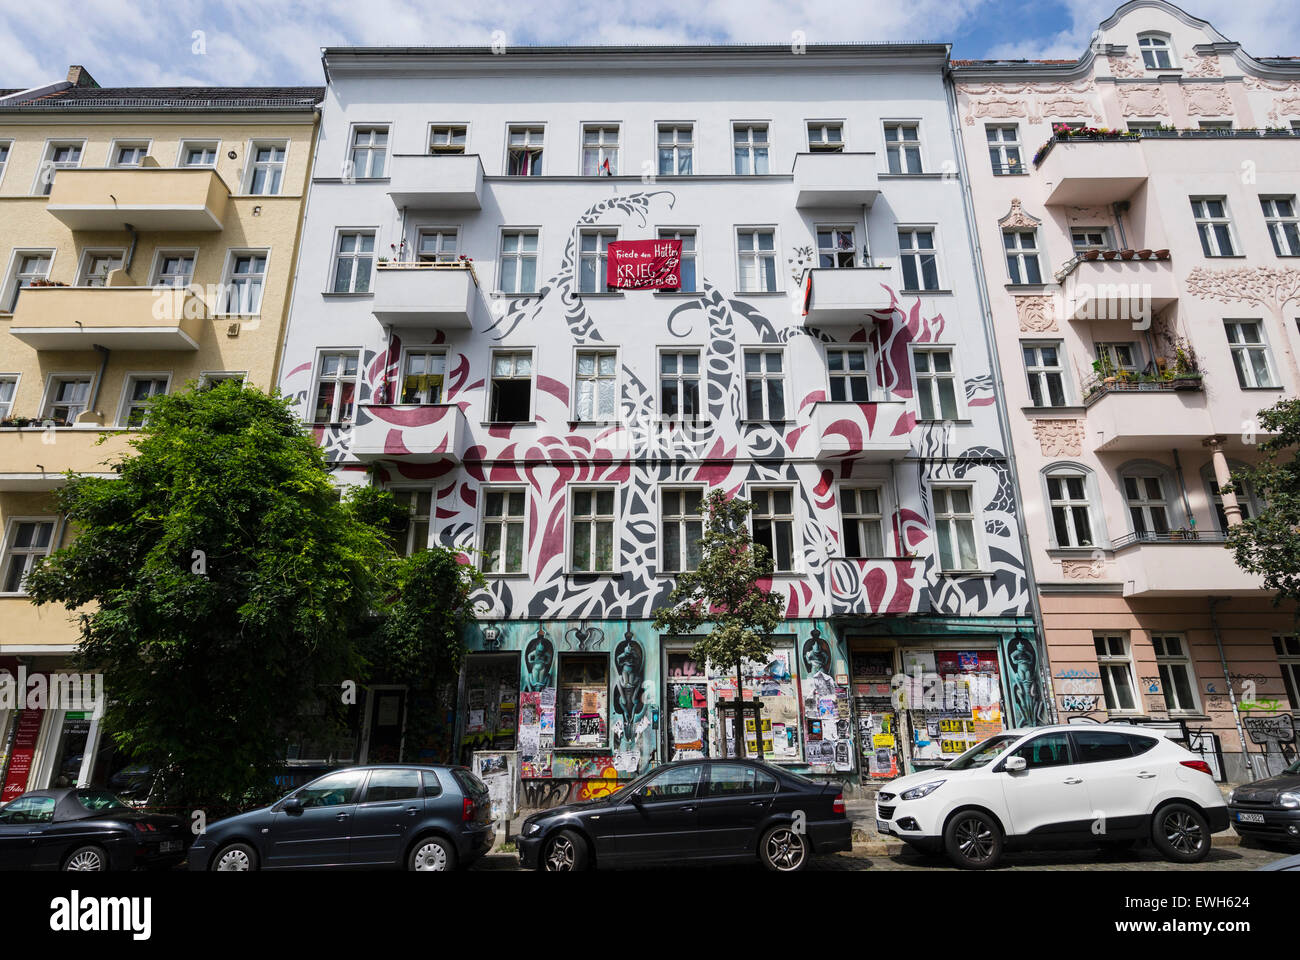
[1041,593,1300,783]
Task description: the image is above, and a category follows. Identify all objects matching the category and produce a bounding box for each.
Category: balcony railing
[1083,374,1204,405]
[1111,529,1226,550]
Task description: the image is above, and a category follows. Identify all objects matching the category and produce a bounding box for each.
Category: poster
[605,239,681,290]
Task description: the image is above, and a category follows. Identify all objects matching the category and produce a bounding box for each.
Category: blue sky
[0,0,1294,89]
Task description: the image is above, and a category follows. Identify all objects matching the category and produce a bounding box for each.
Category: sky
[0,0,1296,90]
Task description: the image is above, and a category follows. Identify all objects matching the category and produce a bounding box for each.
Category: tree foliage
[1227,397,1300,610]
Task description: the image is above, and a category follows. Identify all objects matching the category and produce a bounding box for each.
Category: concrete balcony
[0,429,134,490]
[0,597,82,646]
[1113,533,1263,597]
[1036,138,1148,206]
[1086,382,1211,452]
[798,400,913,460]
[793,152,880,208]
[1058,256,1177,322]
[46,167,230,231]
[371,263,483,330]
[8,285,206,351]
[351,404,467,463]
[802,267,893,326]
[387,154,484,209]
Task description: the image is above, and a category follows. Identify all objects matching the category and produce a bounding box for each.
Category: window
[43,375,91,424]
[660,487,703,573]
[392,490,432,556]
[506,125,544,176]
[1204,462,1257,531]
[733,123,769,175]
[581,125,619,176]
[480,488,526,574]
[245,141,287,195]
[312,352,360,424]
[827,347,870,402]
[570,488,616,573]
[0,375,16,418]
[1095,341,1141,376]
[349,126,387,179]
[362,768,421,803]
[498,230,539,294]
[933,485,980,572]
[152,251,196,288]
[4,251,52,312]
[118,376,168,428]
[1003,229,1042,284]
[1225,320,1278,388]
[639,763,701,801]
[707,763,777,795]
[898,228,939,290]
[1122,471,1170,537]
[400,350,446,404]
[1152,634,1199,714]
[1199,120,1233,132]
[751,487,795,573]
[659,350,701,420]
[198,371,245,391]
[429,125,467,154]
[743,349,785,420]
[1191,197,1237,257]
[1022,341,1066,407]
[1,520,56,593]
[1046,468,1096,548]
[884,122,922,174]
[35,141,83,195]
[77,250,123,287]
[220,252,268,314]
[841,486,885,558]
[489,351,532,422]
[417,228,458,263]
[1138,34,1175,70]
[657,124,693,175]
[1094,635,1138,712]
[1071,730,1133,763]
[1127,121,1162,134]
[574,350,617,421]
[110,141,149,167]
[817,226,857,269]
[179,140,218,167]
[658,228,696,291]
[807,121,844,153]
[331,231,375,293]
[295,769,365,808]
[1275,635,1300,709]
[985,124,1022,175]
[911,347,958,420]
[578,229,616,293]
[1261,197,1300,257]
[0,794,56,824]
[1009,731,1073,769]
[736,228,777,292]
[0,140,10,184]
[1071,228,1110,252]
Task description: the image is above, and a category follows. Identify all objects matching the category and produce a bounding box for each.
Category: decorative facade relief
[1182,84,1233,116]
[965,96,1029,124]
[1117,84,1170,116]
[956,81,1099,126]
[1107,54,1144,78]
[1061,557,1107,579]
[1242,78,1300,125]
[1182,53,1223,78]
[1031,419,1084,457]
[1186,266,1300,312]
[1066,206,1113,226]
[999,198,1041,229]
[1015,296,1057,333]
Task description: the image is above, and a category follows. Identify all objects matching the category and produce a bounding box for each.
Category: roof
[0,85,323,113]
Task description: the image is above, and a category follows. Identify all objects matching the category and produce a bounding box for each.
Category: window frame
[1151,633,1201,715]
[985,123,1023,176]
[107,138,151,168]
[579,122,621,177]
[741,347,787,421]
[389,487,434,557]
[487,348,535,424]
[242,139,289,196]
[1042,463,1104,550]
[735,226,781,294]
[1190,196,1238,257]
[310,349,362,425]
[478,485,529,576]
[115,371,171,428]
[31,138,85,196]
[148,248,198,288]
[576,226,618,294]
[568,484,619,575]
[75,247,125,287]
[329,228,378,294]
[658,484,706,575]
[882,120,924,174]
[1094,633,1140,714]
[908,343,963,421]
[0,372,19,419]
[806,119,846,153]
[748,484,799,574]
[2,249,55,313]
[218,249,270,316]
[556,652,612,749]
[177,138,220,168]
[1224,319,1279,389]
[1261,195,1300,257]
[1137,33,1177,70]
[826,344,872,403]
[0,516,60,596]
[655,122,695,176]
[347,123,390,180]
[496,227,541,295]
[897,225,941,291]
[1021,339,1069,407]
[657,347,703,421]
[1117,460,1178,538]
[816,223,859,269]
[1003,228,1043,285]
[571,346,620,423]
[397,345,448,405]
[1275,635,1300,710]
[0,139,12,188]
[504,123,546,177]
[838,483,889,559]
[931,482,985,573]
[415,226,460,264]
[731,121,771,176]
[656,226,698,293]
[39,372,95,426]
[428,123,469,155]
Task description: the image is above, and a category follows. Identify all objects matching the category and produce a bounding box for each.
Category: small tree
[1227,397,1300,609]
[651,489,785,757]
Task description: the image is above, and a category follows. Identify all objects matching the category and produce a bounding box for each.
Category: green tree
[23,382,395,811]
[1227,397,1300,608]
[651,489,785,757]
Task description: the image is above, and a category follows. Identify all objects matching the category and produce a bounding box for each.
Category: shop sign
[1,708,45,802]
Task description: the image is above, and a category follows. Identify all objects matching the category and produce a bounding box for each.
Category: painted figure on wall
[802,632,831,676]
[522,630,555,692]
[1007,634,1046,727]
[612,635,647,750]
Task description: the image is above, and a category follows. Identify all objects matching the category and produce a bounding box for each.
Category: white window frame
[1224,319,1279,389]
[742,348,787,421]
[488,348,535,423]
[0,139,12,187]
[198,371,246,390]
[1119,463,1175,538]
[883,121,923,174]
[330,229,377,294]
[816,224,858,269]
[572,347,619,423]
[390,488,434,557]
[839,484,888,559]
[1191,197,1238,257]
[429,124,469,155]
[1022,340,1069,407]
[32,139,85,196]
[177,139,220,168]
[0,373,19,419]
[1071,227,1111,252]
[116,372,171,428]
[806,120,845,153]
[1094,633,1140,714]
[149,248,198,288]
[1261,196,1300,257]
[479,485,528,575]
[985,124,1023,175]
[659,485,705,574]
[748,484,799,574]
[108,139,151,168]
[397,346,448,405]
[657,227,698,292]
[40,372,95,425]
[2,249,55,313]
[658,347,703,421]
[826,345,872,402]
[497,228,541,295]
[504,123,545,176]
[75,248,125,287]
[931,483,985,573]
[1151,634,1201,715]
[1137,33,1176,70]
[735,226,780,293]
[656,122,694,175]
[1275,635,1300,710]
[580,123,620,176]
[0,517,60,596]
[909,344,963,421]
[242,139,288,196]
[732,122,771,175]
[1003,228,1043,285]
[1042,464,1101,549]
[897,225,941,290]
[415,226,460,263]
[218,249,270,315]
[348,124,389,180]
[568,484,619,574]
[311,350,362,425]
[577,227,618,294]
[1200,460,1259,532]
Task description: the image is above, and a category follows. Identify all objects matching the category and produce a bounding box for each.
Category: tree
[1227,397,1300,608]
[24,382,396,812]
[651,489,785,757]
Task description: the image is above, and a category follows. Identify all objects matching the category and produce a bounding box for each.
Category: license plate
[159,840,182,853]
[876,819,890,833]
[1236,812,1265,824]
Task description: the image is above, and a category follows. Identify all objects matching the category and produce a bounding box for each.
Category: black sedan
[187,765,493,871]
[517,758,851,872]
[1229,757,1300,844]
[0,788,189,871]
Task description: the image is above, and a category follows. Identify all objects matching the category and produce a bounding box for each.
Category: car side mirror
[628,791,643,806]
[1004,756,1027,773]
[282,797,304,814]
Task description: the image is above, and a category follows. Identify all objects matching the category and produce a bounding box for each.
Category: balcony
[793,152,880,209]
[387,154,484,209]
[371,263,483,330]
[1112,532,1263,597]
[0,428,134,490]
[350,403,467,463]
[8,285,206,351]
[1034,137,1148,206]
[46,167,230,231]
[1086,381,1211,451]
[802,268,893,326]
[798,400,913,460]
[1057,253,1177,322]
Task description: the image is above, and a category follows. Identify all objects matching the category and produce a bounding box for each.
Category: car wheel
[542,829,589,872]
[1152,803,1210,863]
[759,824,810,872]
[408,836,456,872]
[212,842,259,871]
[63,845,108,872]
[944,811,1003,870]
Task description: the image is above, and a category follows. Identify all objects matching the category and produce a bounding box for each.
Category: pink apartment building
[953,0,1300,781]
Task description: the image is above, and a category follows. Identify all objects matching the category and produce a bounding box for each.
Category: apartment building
[953,0,1300,780]
[277,43,1044,798]
[0,68,321,798]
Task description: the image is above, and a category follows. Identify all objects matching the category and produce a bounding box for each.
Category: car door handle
[335,812,349,821]
[405,806,420,816]
[1063,777,1083,785]
[681,806,695,813]
[750,799,769,806]
[1137,772,1157,779]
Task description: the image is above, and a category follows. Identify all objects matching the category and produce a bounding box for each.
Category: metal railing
[1110,529,1227,550]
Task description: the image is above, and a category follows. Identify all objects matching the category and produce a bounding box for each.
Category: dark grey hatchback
[187,765,493,871]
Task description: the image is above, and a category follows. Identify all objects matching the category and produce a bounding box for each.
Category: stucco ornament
[1015,296,1057,333]
[1039,97,1095,121]
[1182,84,1232,117]
[1061,557,1107,579]
[1032,419,1084,457]
[998,198,1041,230]
[1186,266,1300,386]
[1182,53,1223,78]
[1117,84,1170,117]
[1107,54,1143,78]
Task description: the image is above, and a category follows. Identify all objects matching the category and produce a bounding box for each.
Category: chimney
[66,65,100,88]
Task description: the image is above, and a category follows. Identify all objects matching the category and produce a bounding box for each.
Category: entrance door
[362,688,406,765]
[998,730,1095,839]
[266,768,367,868]
[459,653,520,766]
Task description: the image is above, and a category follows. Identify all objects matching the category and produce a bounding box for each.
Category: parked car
[187,765,493,871]
[0,788,188,871]
[875,724,1228,869]
[1228,757,1300,845]
[516,758,850,872]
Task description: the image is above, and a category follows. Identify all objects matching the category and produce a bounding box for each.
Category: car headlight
[900,780,946,801]
[524,821,543,836]
[1279,791,1300,810]
[1227,788,1236,805]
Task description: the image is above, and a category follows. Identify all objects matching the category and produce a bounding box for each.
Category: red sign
[1,708,45,803]
[606,239,681,290]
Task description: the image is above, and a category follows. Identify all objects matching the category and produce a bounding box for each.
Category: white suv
[875,724,1228,869]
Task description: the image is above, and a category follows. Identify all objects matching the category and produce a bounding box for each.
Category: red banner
[1,708,45,803]
[606,239,681,290]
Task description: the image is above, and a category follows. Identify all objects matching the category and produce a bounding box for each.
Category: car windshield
[945,734,1022,770]
[75,790,131,812]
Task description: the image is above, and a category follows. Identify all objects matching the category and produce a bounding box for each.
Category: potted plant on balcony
[1101,250,1119,260]
[1264,126,1294,138]
[1136,249,1153,259]
[1119,249,1136,260]
[1153,249,1170,259]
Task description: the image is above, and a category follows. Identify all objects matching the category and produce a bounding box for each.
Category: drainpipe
[944,73,1055,722]
[1209,597,1256,780]
[1111,201,1129,249]
[87,344,110,421]
[122,222,138,276]
[1171,449,1194,529]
